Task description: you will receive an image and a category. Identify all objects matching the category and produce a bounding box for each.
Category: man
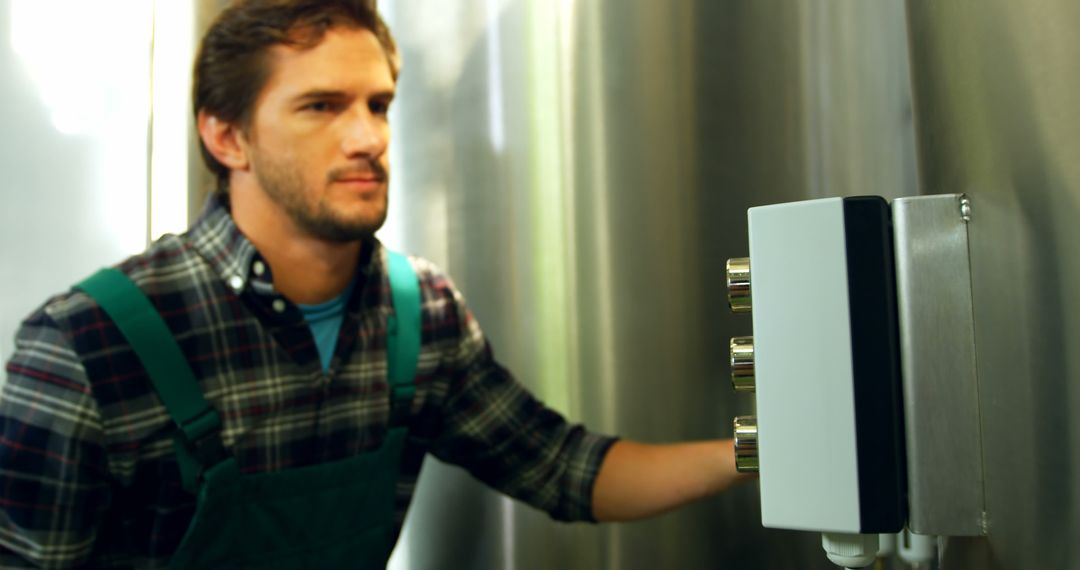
[0,1,747,567]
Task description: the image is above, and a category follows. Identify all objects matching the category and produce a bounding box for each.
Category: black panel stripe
[843,196,908,533]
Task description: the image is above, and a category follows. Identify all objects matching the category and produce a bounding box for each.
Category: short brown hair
[193,0,399,192]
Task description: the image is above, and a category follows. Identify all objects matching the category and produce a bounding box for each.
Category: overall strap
[385,251,420,414]
[76,268,229,492]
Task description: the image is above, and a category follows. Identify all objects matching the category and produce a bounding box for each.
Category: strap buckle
[185,426,228,468]
[174,407,231,492]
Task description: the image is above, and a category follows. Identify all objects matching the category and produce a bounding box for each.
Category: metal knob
[733,416,759,473]
[726,257,751,313]
[730,336,755,392]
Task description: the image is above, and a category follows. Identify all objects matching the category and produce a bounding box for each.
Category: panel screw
[959,195,972,222]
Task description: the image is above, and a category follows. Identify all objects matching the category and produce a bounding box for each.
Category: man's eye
[370,100,391,116]
[304,101,337,112]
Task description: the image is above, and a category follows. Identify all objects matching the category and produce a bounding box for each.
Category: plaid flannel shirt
[0,197,616,569]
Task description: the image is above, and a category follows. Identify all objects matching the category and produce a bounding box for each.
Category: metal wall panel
[905,1,1080,567]
[382,1,917,568]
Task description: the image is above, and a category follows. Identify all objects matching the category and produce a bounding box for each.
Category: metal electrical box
[728,193,986,565]
[891,195,985,536]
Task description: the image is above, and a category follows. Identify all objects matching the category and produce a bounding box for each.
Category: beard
[250,149,389,243]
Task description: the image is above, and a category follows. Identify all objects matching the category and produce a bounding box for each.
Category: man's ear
[197,110,250,171]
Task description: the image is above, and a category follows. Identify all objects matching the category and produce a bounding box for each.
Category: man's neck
[229,187,363,306]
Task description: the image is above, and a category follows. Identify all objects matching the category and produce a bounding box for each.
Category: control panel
[727,194,986,569]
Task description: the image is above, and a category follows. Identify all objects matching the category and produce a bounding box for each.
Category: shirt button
[252,260,266,276]
[227,275,244,292]
[272,299,287,313]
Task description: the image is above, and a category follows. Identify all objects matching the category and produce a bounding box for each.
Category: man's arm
[591,439,752,521]
[422,259,748,523]
[1,304,110,568]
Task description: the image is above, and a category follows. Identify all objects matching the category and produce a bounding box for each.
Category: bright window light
[150,0,195,240]
[11,0,153,255]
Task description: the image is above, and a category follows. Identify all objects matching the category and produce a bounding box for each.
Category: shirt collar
[187,193,260,293]
[185,193,387,309]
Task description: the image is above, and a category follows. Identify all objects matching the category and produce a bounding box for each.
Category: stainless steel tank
[381,1,916,568]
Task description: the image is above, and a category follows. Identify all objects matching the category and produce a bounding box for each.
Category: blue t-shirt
[297,278,357,371]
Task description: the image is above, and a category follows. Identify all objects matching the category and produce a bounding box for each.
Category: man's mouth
[331,176,384,197]
[328,161,388,186]
[335,175,381,183]
[328,164,386,195]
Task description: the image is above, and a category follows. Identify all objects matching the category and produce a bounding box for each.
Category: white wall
[0,0,154,372]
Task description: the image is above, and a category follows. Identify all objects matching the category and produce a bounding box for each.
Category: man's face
[244,26,395,242]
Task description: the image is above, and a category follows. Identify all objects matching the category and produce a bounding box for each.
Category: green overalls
[77,251,421,569]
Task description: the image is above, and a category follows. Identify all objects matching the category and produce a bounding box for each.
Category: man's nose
[341,110,388,158]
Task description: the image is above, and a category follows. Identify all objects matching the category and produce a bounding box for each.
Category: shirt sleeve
[0,305,111,568]
[419,265,618,523]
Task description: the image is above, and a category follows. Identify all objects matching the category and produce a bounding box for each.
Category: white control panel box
[748,196,906,534]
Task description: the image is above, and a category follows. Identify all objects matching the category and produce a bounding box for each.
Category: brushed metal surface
[905,0,1080,567]
[380,1,918,568]
[891,194,984,536]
